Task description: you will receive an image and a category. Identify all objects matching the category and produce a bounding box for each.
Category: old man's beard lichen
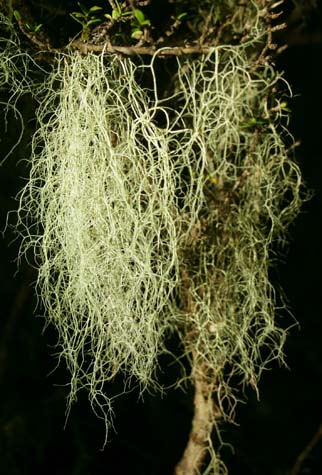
[15,45,302,450]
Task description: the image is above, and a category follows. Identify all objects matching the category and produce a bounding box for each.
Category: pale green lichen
[1,7,304,471]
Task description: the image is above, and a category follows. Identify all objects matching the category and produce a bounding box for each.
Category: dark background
[1,1,322,474]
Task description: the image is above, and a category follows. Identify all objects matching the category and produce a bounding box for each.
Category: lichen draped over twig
[1,8,303,473]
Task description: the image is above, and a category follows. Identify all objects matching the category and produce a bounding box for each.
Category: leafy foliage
[70,3,103,40]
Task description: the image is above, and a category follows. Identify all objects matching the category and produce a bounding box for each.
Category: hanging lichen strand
[16,52,198,430]
[172,46,302,474]
[175,45,302,402]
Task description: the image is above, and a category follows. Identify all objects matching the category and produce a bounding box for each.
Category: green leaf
[34,23,43,32]
[89,6,103,13]
[131,28,143,39]
[71,12,85,19]
[134,9,145,25]
[177,12,187,20]
[13,10,21,21]
[241,117,266,129]
[280,101,291,112]
[112,9,121,20]
[87,18,101,26]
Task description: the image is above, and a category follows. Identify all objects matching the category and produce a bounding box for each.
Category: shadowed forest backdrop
[0,1,322,474]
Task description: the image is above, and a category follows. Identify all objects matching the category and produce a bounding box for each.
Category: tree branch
[69,40,215,56]
[174,358,217,475]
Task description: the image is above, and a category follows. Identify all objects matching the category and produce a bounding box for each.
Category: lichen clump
[15,46,302,442]
[0,7,303,467]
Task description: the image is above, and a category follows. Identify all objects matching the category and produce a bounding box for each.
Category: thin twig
[290,421,322,475]
[70,40,214,56]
